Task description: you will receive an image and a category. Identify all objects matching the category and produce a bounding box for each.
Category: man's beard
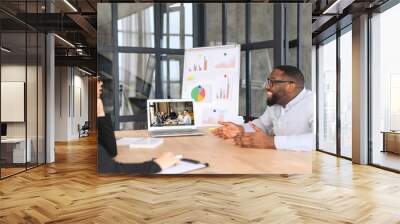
[266,93,278,106]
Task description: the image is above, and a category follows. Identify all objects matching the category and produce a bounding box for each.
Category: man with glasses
[213,65,315,151]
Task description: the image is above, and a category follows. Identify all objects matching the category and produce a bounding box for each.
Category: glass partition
[27,31,38,169]
[1,31,28,177]
[317,36,337,155]
[0,2,46,179]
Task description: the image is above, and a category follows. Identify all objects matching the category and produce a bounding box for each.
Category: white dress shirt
[252,88,315,151]
[183,115,192,125]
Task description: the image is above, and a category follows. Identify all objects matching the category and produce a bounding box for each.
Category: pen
[181,158,201,164]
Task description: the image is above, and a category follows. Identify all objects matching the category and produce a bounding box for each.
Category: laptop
[147,99,204,137]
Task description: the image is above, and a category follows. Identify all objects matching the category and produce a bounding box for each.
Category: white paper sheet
[158,160,208,174]
[116,137,163,149]
[182,45,241,126]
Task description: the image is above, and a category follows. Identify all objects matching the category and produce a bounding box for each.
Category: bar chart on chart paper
[187,56,208,72]
[202,108,225,125]
[216,74,230,100]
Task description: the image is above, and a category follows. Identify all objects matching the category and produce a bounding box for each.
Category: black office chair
[78,121,90,138]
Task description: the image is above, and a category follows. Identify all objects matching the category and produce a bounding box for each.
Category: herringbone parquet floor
[1,135,400,224]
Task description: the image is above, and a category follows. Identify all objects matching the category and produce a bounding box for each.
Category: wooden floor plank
[0,135,400,223]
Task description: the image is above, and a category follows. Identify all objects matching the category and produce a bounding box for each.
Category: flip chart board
[182,45,241,126]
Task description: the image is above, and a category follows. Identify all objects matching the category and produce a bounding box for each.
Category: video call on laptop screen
[149,101,195,127]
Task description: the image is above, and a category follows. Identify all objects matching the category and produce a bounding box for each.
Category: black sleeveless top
[97,114,161,174]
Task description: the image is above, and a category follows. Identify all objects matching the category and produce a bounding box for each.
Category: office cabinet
[382,131,400,154]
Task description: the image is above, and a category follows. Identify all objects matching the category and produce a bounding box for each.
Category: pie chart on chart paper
[191,85,206,102]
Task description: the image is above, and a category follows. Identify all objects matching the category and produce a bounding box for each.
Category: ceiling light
[63,0,78,12]
[54,34,75,48]
[1,47,11,53]
[78,67,92,76]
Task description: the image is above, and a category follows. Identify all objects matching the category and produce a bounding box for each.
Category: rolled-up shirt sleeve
[251,108,274,135]
[274,113,315,151]
[274,133,315,151]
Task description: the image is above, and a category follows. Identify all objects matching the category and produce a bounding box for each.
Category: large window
[317,36,337,155]
[117,4,155,48]
[98,3,190,130]
[339,28,352,158]
[98,3,311,129]
[162,3,193,49]
[371,3,400,171]
[316,25,353,159]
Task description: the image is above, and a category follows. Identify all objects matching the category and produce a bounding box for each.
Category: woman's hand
[233,123,276,149]
[97,80,105,117]
[154,152,180,170]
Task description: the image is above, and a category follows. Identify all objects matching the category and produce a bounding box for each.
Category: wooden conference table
[114,130,312,174]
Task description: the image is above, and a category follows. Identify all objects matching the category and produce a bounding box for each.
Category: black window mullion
[167,57,170,98]
[111,3,120,129]
[25,1,28,171]
[119,114,147,123]
[193,3,205,47]
[297,3,302,68]
[284,4,288,64]
[116,47,158,54]
[180,3,185,49]
[336,30,341,157]
[316,44,320,150]
[36,7,39,167]
[111,47,183,55]
[166,4,170,98]
[245,3,251,119]
[222,3,226,45]
[0,24,2,179]
[274,3,284,67]
[367,11,373,165]
[44,0,48,164]
[166,4,170,49]
[155,4,163,99]
[241,41,275,51]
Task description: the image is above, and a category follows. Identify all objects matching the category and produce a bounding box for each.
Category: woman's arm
[97,113,117,158]
[98,113,163,173]
[97,81,178,173]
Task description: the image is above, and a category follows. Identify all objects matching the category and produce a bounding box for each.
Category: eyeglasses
[264,78,295,88]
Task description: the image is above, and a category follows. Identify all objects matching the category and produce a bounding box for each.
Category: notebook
[158,159,208,174]
[116,137,164,149]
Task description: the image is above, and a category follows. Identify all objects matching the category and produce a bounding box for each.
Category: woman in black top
[97,80,179,174]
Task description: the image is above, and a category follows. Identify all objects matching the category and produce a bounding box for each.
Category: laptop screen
[148,100,195,128]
